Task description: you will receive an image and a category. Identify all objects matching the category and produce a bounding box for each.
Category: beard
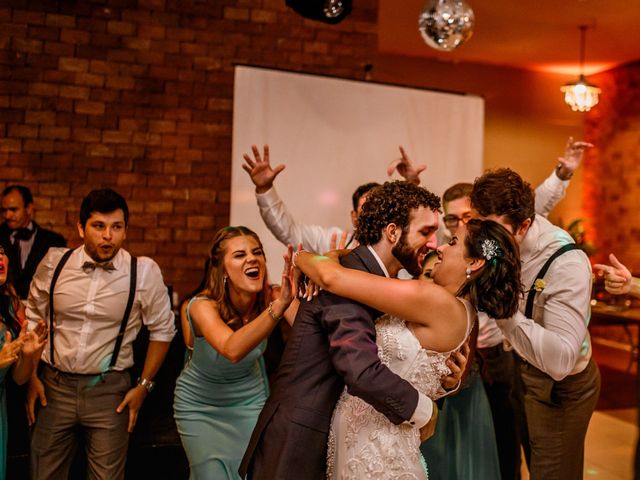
[391,231,423,277]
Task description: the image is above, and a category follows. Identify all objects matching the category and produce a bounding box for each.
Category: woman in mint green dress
[420,367,501,479]
[0,246,47,478]
[174,227,295,480]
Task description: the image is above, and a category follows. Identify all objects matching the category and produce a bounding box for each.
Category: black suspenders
[110,256,137,370]
[524,243,581,319]
[48,249,73,367]
[48,250,138,371]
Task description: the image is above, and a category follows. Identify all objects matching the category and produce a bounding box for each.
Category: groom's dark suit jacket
[0,222,66,299]
[239,246,421,480]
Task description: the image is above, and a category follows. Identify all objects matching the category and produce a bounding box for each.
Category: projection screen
[231,66,484,282]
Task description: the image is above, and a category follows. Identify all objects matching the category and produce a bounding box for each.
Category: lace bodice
[376,315,456,400]
[327,299,474,480]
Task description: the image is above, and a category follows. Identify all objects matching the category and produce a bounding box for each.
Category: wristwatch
[137,377,156,393]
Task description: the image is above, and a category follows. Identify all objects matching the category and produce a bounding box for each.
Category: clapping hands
[21,320,48,359]
[0,320,47,370]
[0,329,26,369]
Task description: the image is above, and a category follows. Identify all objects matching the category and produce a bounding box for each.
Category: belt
[43,363,128,377]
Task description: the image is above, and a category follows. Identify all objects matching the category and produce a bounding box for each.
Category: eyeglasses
[444,213,472,228]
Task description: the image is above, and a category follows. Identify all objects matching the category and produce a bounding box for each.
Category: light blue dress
[420,369,501,479]
[174,297,269,480]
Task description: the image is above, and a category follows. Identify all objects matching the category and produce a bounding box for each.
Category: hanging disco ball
[418,0,475,52]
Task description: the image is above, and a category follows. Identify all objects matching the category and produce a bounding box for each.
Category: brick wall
[0,0,378,297]
[583,60,640,272]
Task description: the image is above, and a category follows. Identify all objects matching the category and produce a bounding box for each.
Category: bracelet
[555,164,573,180]
[137,377,155,393]
[267,301,281,322]
[292,249,307,268]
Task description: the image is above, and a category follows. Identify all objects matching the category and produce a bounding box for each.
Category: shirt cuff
[405,392,433,429]
[495,311,522,339]
[255,186,278,207]
[148,329,176,342]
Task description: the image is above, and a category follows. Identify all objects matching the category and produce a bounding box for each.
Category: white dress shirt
[256,186,356,254]
[477,170,570,349]
[27,246,176,374]
[495,215,592,381]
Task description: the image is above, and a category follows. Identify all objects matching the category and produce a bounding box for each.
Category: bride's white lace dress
[326,298,474,480]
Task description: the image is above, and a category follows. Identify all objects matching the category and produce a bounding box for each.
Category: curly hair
[470,168,535,233]
[355,181,441,246]
[457,219,522,319]
[205,226,269,331]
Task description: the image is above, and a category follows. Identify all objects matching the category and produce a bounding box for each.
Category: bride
[292,218,522,479]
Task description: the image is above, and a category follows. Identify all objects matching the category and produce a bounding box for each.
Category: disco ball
[418,0,475,52]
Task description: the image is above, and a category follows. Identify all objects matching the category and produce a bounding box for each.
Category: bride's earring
[465,267,471,280]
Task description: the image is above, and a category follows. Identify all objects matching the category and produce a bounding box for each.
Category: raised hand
[386,146,426,185]
[279,245,297,307]
[556,137,593,180]
[241,144,286,193]
[594,253,633,295]
[329,231,349,251]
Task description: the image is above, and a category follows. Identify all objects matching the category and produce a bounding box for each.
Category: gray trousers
[30,365,131,480]
[520,357,600,480]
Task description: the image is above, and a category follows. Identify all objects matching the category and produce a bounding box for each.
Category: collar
[519,216,540,264]
[10,221,35,234]
[367,245,390,278]
[80,246,126,271]
[10,221,36,241]
[519,215,574,264]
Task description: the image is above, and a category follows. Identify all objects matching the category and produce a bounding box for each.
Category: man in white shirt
[26,189,176,480]
[471,169,599,480]
[242,144,425,254]
[435,137,591,480]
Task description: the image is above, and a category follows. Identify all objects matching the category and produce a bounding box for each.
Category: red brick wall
[0,0,378,297]
[583,60,640,272]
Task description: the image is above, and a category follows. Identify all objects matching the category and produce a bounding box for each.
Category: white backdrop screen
[231,66,484,281]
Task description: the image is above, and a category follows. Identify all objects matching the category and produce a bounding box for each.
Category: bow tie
[13,228,34,241]
[82,261,116,273]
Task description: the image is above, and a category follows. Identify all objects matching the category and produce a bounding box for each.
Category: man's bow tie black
[14,228,34,241]
[82,261,116,273]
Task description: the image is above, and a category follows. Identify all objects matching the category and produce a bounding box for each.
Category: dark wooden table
[590,302,640,393]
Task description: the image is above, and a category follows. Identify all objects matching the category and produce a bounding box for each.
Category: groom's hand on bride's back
[441,342,469,391]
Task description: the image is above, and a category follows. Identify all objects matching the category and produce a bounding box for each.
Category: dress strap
[453,297,476,351]
[186,296,208,338]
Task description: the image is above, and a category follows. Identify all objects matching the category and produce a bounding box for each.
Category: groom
[240,181,461,479]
